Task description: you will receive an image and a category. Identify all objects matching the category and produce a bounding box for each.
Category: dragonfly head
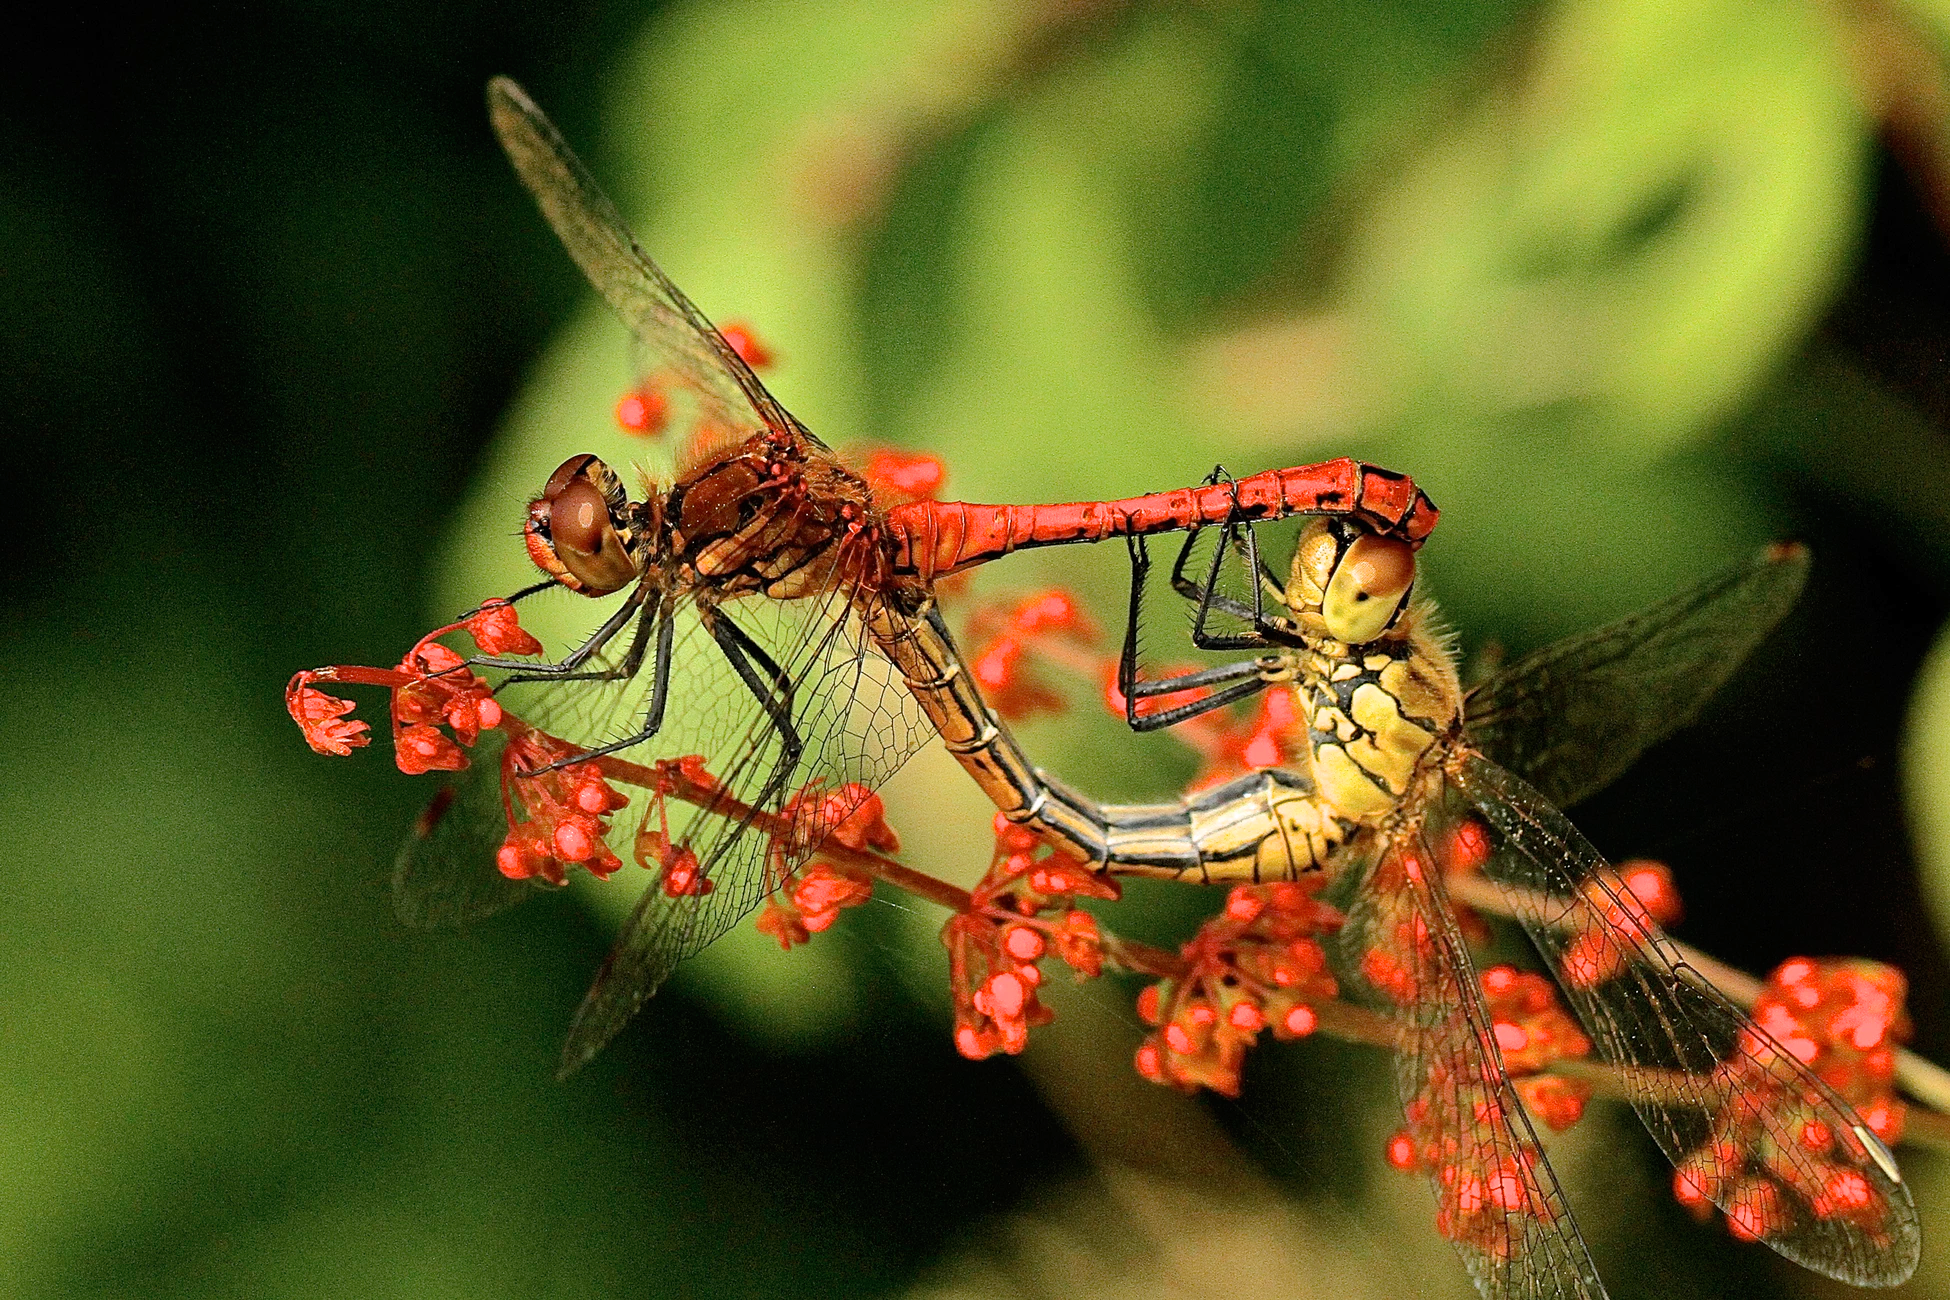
[1288,518,1416,644]
[524,454,651,596]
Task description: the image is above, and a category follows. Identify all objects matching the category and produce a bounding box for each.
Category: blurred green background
[12,0,1950,1295]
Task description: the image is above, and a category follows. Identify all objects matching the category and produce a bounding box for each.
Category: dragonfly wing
[1463,543,1808,809]
[1339,829,1609,1300]
[388,596,703,928]
[550,576,935,1077]
[1452,751,1920,1286]
[485,77,808,448]
[393,725,553,927]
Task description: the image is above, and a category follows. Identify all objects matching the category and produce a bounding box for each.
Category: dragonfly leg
[1158,467,1297,648]
[468,587,648,679]
[513,605,679,775]
[1120,535,1280,730]
[1132,522,1270,657]
[1165,467,1255,612]
[1124,667,1276,733]
[498,591,670,691]
[451,579,556,621]
[702,606,804,815]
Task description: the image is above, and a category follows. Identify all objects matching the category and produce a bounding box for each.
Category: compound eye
[525,455,639,596]
[549,478,609,558]
[1321,534,1414,643]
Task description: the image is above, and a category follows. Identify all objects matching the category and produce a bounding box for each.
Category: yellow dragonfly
[1077,515,1919,1298]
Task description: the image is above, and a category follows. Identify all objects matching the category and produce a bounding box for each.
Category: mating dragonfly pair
[293,77,1919,1300]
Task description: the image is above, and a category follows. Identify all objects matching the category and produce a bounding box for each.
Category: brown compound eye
[1320,533,1415,643]
[524,455,640,596]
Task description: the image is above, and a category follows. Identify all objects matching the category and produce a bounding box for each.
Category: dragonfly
[381,77,1439,1077]
[1045,517,1921,1297]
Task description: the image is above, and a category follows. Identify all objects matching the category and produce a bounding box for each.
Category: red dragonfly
[1081,519,1920,1295]
[352,78,1435,1076]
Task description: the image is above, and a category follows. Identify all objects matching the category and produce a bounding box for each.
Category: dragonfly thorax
[662,433,885,600]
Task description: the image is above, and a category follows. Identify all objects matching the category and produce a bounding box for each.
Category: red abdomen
[882,458,1437,581]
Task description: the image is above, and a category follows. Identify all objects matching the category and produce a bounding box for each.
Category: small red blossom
[614,384,670,436]
[755,901,812,950]
[395,723,467,775]
[856,448,948,506]
[1135,879,1345,1097]
[288,683,370,756]
[943,816,1119,1059]
[751,782,897,948]
[790,862,875,930]
[1515,1073,1591,1131]
[780,782,902,858]
[756,860,876,949]
[719,321,773,369]
[465,599,544,657]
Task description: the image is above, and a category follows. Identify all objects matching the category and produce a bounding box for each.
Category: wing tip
[485,74,528,115]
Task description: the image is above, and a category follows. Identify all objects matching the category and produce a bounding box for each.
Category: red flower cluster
[1382,965,1595,1259]
[1482,964,1593,1130]
[1393,1115,1556,1263]
[617,755,724,897]
[968,590,1099,722]
[496,729,632,884]
[1356,852,1440,1006]
[1751,958,1910,1140]
[1134,879,1344,1096]
[1673,958,1912,1243]
[755,783,899,949]
[286,600,540,773]
[943,816,1117,1059]
[288,601,642,890]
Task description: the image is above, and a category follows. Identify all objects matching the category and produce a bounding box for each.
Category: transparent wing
[389,569,936,1075]
[485,76,813,454]
[1452,751,1920,1286]
[1337,830,1608,1300]
[392,725,553,927]
[1463,543,1809,809]
[388,604,717,931]
[551,581,932,1077]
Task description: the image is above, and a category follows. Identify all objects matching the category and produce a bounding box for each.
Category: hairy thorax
[1299,603,1461,829]
[665,435,881,601]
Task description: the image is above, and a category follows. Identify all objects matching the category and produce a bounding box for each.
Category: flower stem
[582,737,1950,1152]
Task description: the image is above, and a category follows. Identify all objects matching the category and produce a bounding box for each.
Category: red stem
[557,726,1950,1154]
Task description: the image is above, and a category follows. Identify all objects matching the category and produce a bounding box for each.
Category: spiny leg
[1119,534,1277,732]
[702,605,804,824]
[515,602,678,775]
[468,586,649,680]
[1157,466,1289,650]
